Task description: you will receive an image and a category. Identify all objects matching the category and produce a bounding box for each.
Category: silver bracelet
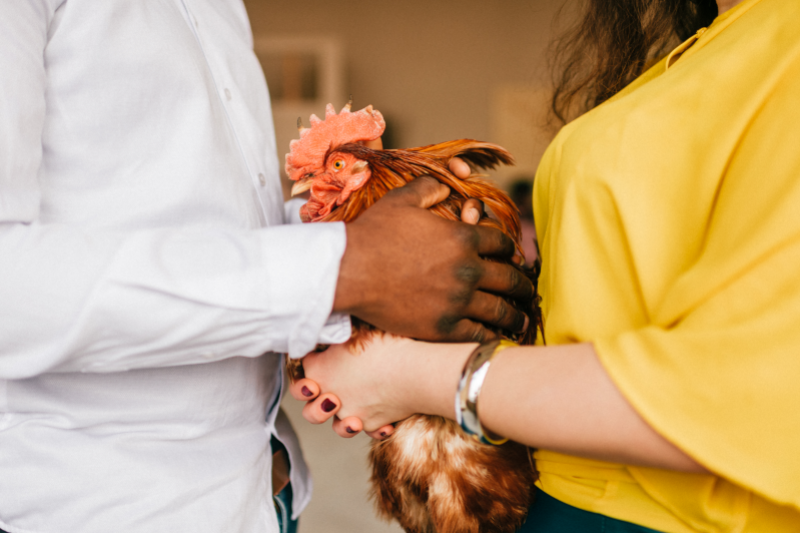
[455,339,514,445]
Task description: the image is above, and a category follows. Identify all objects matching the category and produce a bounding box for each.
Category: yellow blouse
[532,0,800,531]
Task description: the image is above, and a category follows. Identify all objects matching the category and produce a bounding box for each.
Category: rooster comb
[285,101,386,182]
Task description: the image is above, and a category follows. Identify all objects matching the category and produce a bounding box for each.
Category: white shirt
[0,1,351,532]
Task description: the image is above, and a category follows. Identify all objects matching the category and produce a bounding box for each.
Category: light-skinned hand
[289,335,475,438]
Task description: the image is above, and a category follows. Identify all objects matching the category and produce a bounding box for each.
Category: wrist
[409,341,477,419]
[456,340,517,444]
[333,222,367,314]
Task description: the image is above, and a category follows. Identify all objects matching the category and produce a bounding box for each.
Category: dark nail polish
[346,426,356,434]
[321,398,336,413]
[380,431,387,438]
[301,386,313,397]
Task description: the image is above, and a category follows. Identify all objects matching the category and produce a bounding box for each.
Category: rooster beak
[291,177,314,197]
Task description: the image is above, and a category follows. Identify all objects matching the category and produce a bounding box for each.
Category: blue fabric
[274,482,298,533]
[517,491,663,533]
[270,436,298,533]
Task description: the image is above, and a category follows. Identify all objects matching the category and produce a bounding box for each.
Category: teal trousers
[517,491,663,532]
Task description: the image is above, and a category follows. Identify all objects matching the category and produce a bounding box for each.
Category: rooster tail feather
[409,139,515,170]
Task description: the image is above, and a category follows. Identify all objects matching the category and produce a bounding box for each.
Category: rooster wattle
[285,102,542,533]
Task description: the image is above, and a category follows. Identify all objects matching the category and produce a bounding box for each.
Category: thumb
[389,176,449,209]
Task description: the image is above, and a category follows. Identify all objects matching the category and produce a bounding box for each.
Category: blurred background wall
[245,0,566,196]
[243,1,571,531]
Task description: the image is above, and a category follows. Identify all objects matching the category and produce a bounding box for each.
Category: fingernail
[301,386,313,397]
[346,426,356,434]
[321,398,337,413]
[380,431,387,438]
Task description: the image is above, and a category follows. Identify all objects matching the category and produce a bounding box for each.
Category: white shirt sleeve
[0,222,350,378]
[0,1,351,379]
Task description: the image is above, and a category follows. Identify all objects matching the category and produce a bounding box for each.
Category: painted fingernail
[346,426,356,434]
[301,386,313,397]
[380,431,387,438]
[321,398,337,413]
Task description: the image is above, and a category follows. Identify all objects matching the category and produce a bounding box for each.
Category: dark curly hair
[551,0,718,123]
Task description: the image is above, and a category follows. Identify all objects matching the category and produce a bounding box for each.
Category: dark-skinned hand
[332,173,533,343]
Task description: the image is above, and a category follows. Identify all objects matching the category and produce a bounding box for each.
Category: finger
[302,393,341,425]
[449,157,471,179]
[366,424,396,440]
[465,290,529,333]
[289,378,320,401]
[332,416,363,438]
[472,225,516,258]
[386,175,449,209]
[364,137,383,150]
[439,317,499,343]
[461,198,484,225]
[477,261,535,302]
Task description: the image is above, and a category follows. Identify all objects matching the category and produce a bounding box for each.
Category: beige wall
[245,0,565,189]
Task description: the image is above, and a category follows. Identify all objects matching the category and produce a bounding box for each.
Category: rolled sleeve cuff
[317,313,352,348]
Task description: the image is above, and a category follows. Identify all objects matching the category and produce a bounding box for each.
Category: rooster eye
[332,159,345,171]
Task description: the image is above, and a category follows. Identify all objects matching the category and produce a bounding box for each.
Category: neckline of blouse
[665,0,764,70]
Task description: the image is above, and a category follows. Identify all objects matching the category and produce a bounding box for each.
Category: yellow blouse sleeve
[595,45,800,511]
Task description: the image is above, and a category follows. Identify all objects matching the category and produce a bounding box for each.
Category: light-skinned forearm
[414,342,707,473]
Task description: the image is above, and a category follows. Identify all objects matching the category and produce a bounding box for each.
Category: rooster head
[286,102,385,221]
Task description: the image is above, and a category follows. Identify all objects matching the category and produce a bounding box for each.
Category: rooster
[285,101,541,533]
